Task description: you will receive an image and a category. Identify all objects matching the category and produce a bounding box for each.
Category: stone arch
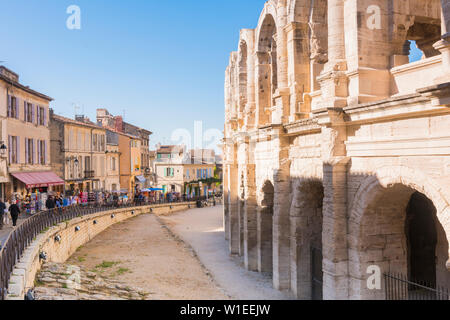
[289,177,324,299]
[257,180,274,273]
[389,0,442,64]
[348,166,450,299]
[255,2,278,127]
[239,29,256,129]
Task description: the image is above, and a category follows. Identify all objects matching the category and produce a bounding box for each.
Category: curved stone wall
[6,202,193,300]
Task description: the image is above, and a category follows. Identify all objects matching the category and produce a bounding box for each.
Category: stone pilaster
[434,1,450,84]
[285,22,311,122]
[272,128,291,291]
[244,164,258,271]
[317,0,348,109]
[228,162,239,255]
[322,157,350,300]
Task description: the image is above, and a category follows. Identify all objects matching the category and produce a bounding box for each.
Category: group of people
[0,199,23,230]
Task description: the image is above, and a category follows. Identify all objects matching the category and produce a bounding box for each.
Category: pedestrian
[46,196,55,210]
[9,199,21,227]
[0,199,5,230]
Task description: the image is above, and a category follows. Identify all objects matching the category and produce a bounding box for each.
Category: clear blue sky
[0,0,421,151]
[0,0,266,151]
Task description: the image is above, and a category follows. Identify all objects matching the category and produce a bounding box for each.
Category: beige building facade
[0,66,63,202]
[118,132,141,194]
[50,113,108,194]
[224,0,450,300]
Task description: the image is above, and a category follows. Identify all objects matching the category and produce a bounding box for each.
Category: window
[100,135,105,151]
[37,140,46,164]
[186,169,189,179]
[93,134,98,151]
[35,106,46,126]
[24,102,33,123]
[157,154,162,159]
[197,169,201,179]
[112,157,116,171]
[165,168,174,177]
[25,138,34,164]
[7,96,18,119]
[85,133,89,151]
[8,136,19,164]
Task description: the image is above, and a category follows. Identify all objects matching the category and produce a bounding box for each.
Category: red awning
[11,172,64,189]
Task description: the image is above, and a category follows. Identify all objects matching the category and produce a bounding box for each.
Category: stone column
[245,31,256,130]
[322,157,350,300]
[228,163,239,254]
[237,166,245,256]
[272,128,291,291]
[272,0,290,125]
[223,163,230,241]
[244,163,258,271]
[285,22,311,122]
[316,0,348,109]
[434,1,450,83]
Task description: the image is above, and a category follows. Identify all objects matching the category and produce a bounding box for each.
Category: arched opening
[405,192,438,287]
[349,183,450,299]
[290,179,324,300]
[258,180,274,273]
[256,14,277,126]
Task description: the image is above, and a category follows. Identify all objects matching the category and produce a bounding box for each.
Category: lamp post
[0,142,7,157]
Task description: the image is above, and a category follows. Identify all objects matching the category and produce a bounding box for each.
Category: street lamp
[0,143,7,156]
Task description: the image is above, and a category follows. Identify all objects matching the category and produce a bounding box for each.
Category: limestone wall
[6,203,193,300]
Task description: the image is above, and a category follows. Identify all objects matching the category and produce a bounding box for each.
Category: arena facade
[223,0,450,299]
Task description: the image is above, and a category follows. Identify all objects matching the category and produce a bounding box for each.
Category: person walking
[9,200,20,227]
[46,196,55,210]
[0,199,5,230]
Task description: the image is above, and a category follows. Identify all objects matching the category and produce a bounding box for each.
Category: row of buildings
[0,65,222,206]
[152,145,222,196]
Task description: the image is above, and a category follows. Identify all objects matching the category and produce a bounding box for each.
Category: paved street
[0,216,27,248]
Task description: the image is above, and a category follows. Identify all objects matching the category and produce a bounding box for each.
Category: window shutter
[44,108,47,126]
[7,95,11,117]
[17,137,20,164]
[37,105,40,125]
[32,104,35,123]
[32,139,36,164]
[37,140,41,164]
[172,168,174,176]
[25,138,29,164]
[8,136,11,164]
[24,102,27,122]
[44,140,48,164]
[15,97,19,119]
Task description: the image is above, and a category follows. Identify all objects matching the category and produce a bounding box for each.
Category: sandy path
[68,213,228,300]
[159,205,294,300]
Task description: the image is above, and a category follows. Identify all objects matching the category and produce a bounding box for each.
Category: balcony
[84,170,95,178]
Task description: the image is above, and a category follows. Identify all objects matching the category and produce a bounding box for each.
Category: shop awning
[11,171,64,189]
[135,175,146,183]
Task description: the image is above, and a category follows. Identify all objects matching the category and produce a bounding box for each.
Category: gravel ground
[159,205,294,300]
[68,213,229,300]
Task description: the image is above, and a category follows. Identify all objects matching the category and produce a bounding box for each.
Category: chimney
[0,66,19,83]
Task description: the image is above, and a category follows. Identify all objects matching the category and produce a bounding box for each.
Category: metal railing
[0,197,202,300]
[384,273,450,300]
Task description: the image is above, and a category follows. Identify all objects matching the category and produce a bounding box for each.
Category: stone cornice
[283,118,321,136]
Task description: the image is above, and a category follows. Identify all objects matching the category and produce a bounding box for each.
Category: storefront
[10,171,64,213]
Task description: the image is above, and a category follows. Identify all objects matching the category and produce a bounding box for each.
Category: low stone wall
[6,202,193,300]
